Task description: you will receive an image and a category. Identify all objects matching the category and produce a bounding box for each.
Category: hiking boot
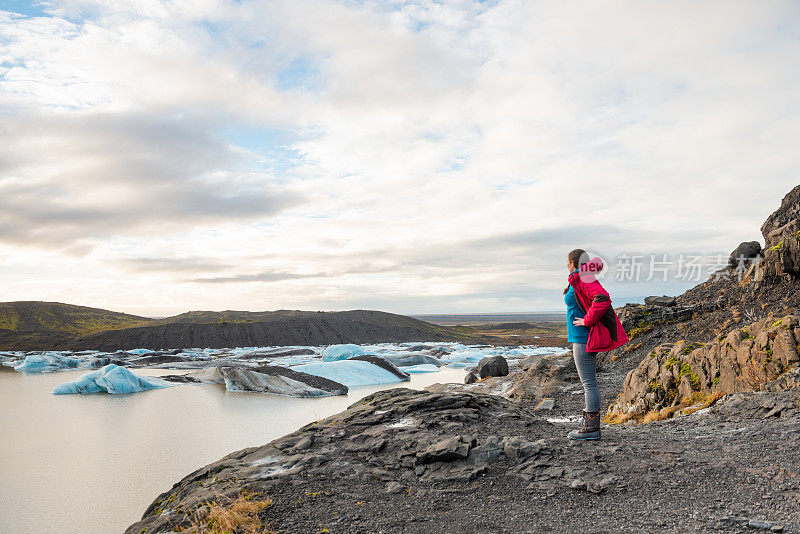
[567,410,601,440]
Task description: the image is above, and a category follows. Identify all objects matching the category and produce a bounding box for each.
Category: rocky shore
[125,374,799,533]
[126,186,800,534]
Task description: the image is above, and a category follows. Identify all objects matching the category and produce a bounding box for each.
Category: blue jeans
[572,343,600,412]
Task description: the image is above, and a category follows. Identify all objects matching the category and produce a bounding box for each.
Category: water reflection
[0,366,467,534]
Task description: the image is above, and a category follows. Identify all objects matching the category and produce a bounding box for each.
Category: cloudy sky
[0,0,798,317]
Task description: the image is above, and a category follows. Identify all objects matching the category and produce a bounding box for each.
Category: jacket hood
[578,256,604,283]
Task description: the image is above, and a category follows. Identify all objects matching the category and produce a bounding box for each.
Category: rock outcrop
[604,185,800,371]
[760,185,800,277]
[610,314,800,416]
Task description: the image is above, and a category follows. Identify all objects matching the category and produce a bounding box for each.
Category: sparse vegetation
[628,322,655,339]
[605,391,725,425]
[179,490,274,534]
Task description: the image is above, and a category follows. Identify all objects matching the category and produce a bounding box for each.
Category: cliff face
[761,185,800,277]
[608,185,800,419]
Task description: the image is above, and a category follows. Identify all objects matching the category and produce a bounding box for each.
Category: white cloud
[0,0,798,315]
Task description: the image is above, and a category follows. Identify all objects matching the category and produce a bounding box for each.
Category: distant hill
[0,301,150,333]
[412,313,565,325]
[0,301,151,350]
[0,302,478,350]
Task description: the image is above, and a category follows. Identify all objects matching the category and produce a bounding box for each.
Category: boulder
[417,435,474,464]
[644,296,676,307]
[475,355,509,379]
[728,241,762,267]
[507,352,575,399]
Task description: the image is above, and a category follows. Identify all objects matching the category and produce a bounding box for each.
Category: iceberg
[291,358,409,387]
[321,344,366,362]
[178,366,348,397]
[15,353,80,374]
[52,364,173,395]
[380,353,442,368]
[401,364,440,373]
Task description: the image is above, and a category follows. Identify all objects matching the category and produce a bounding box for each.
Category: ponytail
[564,248,589,294]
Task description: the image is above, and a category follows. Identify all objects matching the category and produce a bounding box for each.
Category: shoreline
[124,350,800,533]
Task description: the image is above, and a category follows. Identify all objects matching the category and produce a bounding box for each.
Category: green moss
[0,309,20,330]
[681,342,703,355]
[678,362,701,391]
[713,376,720,385]
[740,329,751,339]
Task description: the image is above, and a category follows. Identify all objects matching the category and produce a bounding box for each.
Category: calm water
[0,364,467,534]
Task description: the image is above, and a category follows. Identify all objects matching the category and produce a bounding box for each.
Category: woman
[563,249,628,440]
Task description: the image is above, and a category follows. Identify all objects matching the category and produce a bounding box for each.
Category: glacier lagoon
[0,342,564,534]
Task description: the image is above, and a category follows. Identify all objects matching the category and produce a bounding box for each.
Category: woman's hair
[564,248,588,294]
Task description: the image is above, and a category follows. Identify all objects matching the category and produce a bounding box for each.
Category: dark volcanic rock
[125,389,600,534]
[237,348,316,360]
[464,371,479,384]
[129,353,189,366]
[643,296,676,307]
[728,240,762,267]
[475,355,509,379]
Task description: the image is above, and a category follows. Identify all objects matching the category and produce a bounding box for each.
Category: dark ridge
[62,310,474,351]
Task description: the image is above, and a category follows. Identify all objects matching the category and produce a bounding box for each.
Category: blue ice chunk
[401,364,440,373]
[291,360,403,387]
[321,344,366,362]
[52,364,173,395]
[127,348,153,355]
[14,353,79,374]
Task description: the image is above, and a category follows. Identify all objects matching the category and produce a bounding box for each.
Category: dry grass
[605,391,726,426]
[180,490,274,534]
[739,359,766,391]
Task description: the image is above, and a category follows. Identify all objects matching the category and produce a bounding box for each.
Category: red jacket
[567,257,629,353]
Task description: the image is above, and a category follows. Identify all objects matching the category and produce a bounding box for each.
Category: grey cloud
[0,111,304,253]
[115,257,234,273]
[190,260,398,284]
[193,271,320,283]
